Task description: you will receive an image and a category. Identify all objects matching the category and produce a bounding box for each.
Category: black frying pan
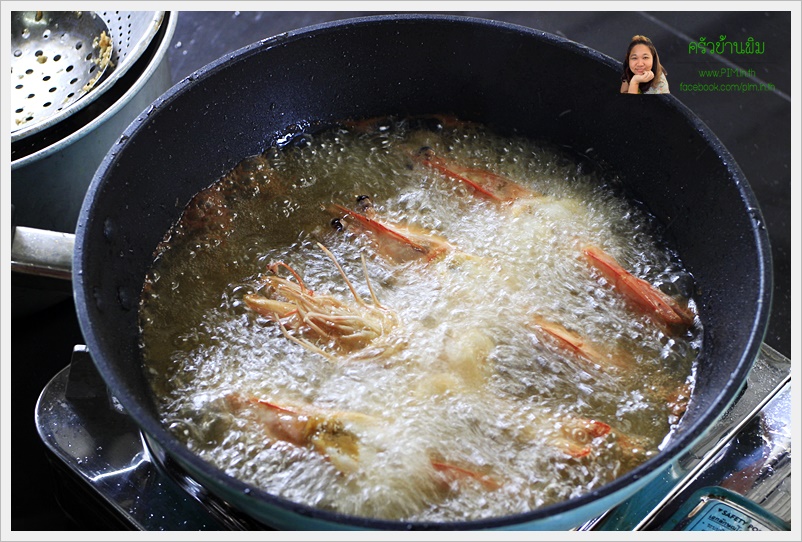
[73,15,772,529]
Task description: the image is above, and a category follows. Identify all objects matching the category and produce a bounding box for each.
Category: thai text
[688,36,764,55]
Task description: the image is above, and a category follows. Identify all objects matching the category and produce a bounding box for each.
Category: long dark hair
[622,35,667,93]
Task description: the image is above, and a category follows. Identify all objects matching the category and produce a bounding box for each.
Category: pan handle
[11,225,74,281]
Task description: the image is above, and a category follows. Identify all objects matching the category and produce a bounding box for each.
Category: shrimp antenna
[316,242,366,306]
[360,252,384,308]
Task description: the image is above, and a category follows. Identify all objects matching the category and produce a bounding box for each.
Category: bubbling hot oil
[139,118,701,522]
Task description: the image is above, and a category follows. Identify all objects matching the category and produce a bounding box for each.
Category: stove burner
[35,346,243,530]
[144,436,271,530]
[35,345,791,531]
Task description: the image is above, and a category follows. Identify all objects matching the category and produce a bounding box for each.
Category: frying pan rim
[73,12,773,529]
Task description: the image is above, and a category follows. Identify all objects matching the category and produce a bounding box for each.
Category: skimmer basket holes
[11,11,112,128]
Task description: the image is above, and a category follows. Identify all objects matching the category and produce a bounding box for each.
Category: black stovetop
[11,10,791,531]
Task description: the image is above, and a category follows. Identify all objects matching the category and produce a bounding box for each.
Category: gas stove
[34,342,790,531]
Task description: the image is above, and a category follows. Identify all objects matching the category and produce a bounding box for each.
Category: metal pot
[11,12,175,234]
[11,12,176,316]
[73,15,772,529]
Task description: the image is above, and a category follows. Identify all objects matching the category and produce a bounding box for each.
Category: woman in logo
[620,35,670,94]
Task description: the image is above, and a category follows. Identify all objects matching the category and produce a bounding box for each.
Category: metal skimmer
[11,11,166,142]
[11,11,113,132]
